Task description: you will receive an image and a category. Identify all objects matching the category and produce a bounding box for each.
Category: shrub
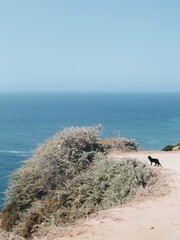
[100,137,138,153]
[162,142,180,151]
[1,126,153,238]
[1,126,101,233]
[162,145,174,151]
[48,157,154,225]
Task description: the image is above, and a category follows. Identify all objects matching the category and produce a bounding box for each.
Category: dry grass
[0,126,154,238]
[100,137,138,153]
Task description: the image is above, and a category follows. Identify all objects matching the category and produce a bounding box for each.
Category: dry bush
[1,126,154,238]
[100,137,138,153]
[46,156,154,226]
[1,126,101,236]
[0,229,25,240]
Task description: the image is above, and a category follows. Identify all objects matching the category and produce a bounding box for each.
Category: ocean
[0,92,180,207]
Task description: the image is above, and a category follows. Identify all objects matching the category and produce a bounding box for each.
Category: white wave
[0,150,32,155]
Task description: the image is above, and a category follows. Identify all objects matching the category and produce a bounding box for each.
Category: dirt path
[37,151,180,240]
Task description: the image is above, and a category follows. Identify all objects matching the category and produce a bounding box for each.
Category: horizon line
[0,90,180,93]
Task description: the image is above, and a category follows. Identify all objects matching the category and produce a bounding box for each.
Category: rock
[173,145,180,151]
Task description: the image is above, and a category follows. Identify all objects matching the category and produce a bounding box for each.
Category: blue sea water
[0,92,180,207]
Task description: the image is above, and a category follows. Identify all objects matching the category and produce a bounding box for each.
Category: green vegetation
[162,143,180,151]
[162,145,174,151]
[1,126,154,238]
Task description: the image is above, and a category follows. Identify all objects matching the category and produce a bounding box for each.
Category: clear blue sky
[1,0,180,92]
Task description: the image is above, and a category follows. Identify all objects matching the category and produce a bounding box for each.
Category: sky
[0,0,180,92]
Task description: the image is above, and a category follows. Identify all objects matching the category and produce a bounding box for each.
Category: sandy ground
[35,151,180,240]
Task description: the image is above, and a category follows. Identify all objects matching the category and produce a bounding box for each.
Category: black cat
[148,156,162,166]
